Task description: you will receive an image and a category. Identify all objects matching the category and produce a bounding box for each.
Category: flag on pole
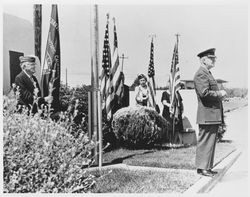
[100,14,113,119]
[33,4,42,61]
[41,5,60,112]
[169,35,181,119]
[148,38,156,108]
[111,18,124,112]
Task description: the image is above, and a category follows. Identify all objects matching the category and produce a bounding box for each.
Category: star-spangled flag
[169,36,181,119]
[148,38,156,108]
[110,18,124,113]
[40,5,60,112]
[100,15,113,119]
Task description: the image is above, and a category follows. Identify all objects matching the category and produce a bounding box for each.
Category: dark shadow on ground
[218,139,233,143]
[102,150,155,166]
[102,143,194,166]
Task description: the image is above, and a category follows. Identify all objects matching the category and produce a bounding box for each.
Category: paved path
[209,106,248,196]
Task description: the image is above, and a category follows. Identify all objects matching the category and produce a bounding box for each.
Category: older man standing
[193,48,227,177]
[14,55,52,113]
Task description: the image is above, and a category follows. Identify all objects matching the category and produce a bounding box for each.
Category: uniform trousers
[195,124,219,170]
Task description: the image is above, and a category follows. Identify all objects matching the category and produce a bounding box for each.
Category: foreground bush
[112,106,169,148]
[59,84,115,149]
[3,93,97,193]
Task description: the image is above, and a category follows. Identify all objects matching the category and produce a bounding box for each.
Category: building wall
[3,13,41,95]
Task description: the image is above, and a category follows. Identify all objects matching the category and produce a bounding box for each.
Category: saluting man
[14,55,53,113]
[193,48,227,177]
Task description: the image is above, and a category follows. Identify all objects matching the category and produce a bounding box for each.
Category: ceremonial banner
[33,4,42,61]
[41,5,60,112]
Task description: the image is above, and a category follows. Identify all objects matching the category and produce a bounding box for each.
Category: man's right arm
[194,73,225,101]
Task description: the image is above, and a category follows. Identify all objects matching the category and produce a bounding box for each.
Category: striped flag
[111,18,124,111]
[169,36,181,118]
[148,38,156,108]
[100,15,112,119]
[40,5,60,112]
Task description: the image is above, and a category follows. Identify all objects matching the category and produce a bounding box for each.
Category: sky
[2,0,249,88]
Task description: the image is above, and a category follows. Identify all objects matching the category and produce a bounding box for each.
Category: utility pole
[89,4,102,168]
[119,53,128,72]
[149,34,156,41]
[65,68,68,89]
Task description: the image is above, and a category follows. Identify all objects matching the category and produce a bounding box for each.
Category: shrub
[112,106,169,149]
[59,84,115,149]
[3,91,98,193]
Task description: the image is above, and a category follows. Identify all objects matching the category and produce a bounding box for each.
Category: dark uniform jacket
[15,71,45,112]
[193,66,223,125]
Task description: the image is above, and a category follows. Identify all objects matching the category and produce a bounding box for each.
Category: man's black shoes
[197,169,216,177]
[208,169,218,175]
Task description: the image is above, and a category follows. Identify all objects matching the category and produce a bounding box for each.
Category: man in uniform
[14,55,52,113]
[193,48,227,177]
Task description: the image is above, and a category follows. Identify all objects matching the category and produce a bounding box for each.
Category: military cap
[19,55,36,63]
[197,48,216,58]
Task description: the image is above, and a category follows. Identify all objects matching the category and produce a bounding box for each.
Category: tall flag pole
[33,4,42,62]
[89,4,102,167]
[169,34,181,142]
[148,35,156,108]
[100,14,112,120]
[41,5,61,112]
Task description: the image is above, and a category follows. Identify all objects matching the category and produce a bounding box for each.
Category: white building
[3,13,41,95]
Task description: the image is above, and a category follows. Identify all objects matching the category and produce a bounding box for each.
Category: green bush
[3,91,97,193]
[112,106,169,149]
[59,84,116,149]
[224,87,248,98]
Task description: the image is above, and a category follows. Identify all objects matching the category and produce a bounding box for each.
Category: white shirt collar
[23,69,32,78]
[201,63,210,72]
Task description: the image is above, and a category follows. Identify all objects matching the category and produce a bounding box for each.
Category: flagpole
[90,4,102,168]
[66,68,68,89]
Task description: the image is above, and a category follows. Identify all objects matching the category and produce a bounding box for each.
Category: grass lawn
[102,142,236,169]
[87,141,236,193]
[89,168,200,193]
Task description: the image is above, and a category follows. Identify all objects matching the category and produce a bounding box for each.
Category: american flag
[148,38,156,108]
[40,5,60,112]
[169,36,181,118]
[100,15,113,120]
[111,18,124,110]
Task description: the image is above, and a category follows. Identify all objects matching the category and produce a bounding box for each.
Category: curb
[85,163,128,172]
[184,149,242,194]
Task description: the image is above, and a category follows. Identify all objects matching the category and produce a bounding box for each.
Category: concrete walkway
[208,106,248,196]
[185,105,248,195]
